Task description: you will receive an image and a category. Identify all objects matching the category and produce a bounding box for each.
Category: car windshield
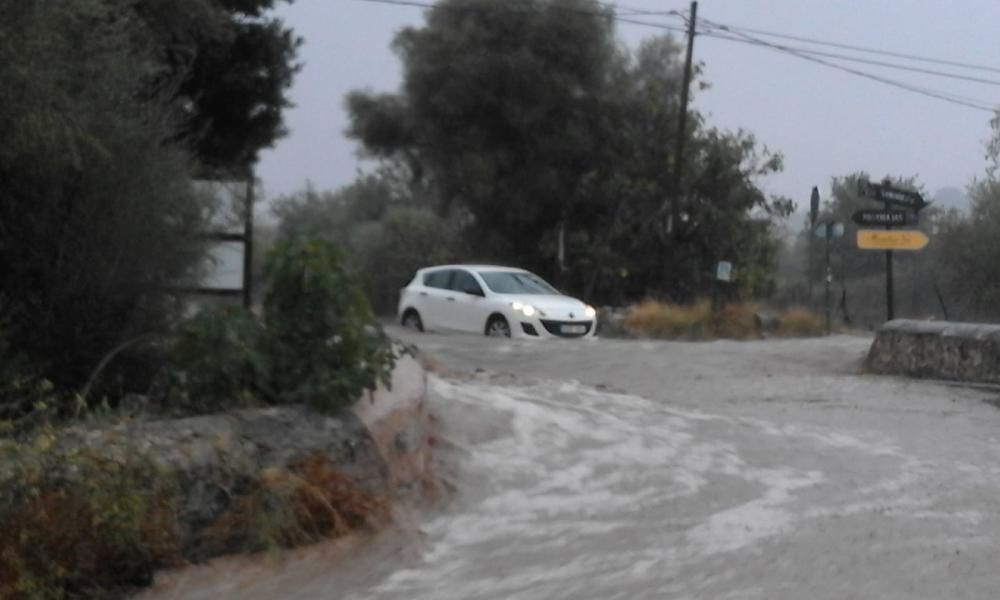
[478,271,559,295]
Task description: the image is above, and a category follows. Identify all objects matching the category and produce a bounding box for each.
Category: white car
[397,265,597,338]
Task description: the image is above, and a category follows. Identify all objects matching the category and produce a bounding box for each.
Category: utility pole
[824,222,832,335]
[242,170,255,310]
[808,186,819,306]
[884,197,894,321]
[670,0,697,236]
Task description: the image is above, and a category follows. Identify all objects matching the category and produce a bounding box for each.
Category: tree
[136,0,301,170]
[347,0,789,304]
[271,172,459,313]
[347,0,618,278]
[0,0,212,397]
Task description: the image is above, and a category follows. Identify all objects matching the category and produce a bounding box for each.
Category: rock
[597,306,629,338]
[754,311,781,334]
[867,319,1000,383]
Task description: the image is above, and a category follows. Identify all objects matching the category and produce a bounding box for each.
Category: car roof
[421,264,527,273]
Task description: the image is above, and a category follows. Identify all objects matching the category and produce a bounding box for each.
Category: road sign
[716,261,732,282]
[856,229,929,251]
[814,222,844,238]
[858,181,928,212]
[851,209,916,227]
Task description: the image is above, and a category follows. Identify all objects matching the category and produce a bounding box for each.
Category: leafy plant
[0,447,182,599]
[264,238,397,411]
[165,305,270,413]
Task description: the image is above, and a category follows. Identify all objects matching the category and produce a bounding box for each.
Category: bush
[0,0,211,405]
[0,447,181,599]
[0,443,384,599]
[623,300,713,339]
[777,307,826,337]
[265,238,396,411]
[623,300,826,340]
[167,238,397,415]
[350,207,458,314]
[708,303,759,340]
[166,306,270,414]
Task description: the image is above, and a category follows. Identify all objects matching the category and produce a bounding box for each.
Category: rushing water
[144,335,1000,599]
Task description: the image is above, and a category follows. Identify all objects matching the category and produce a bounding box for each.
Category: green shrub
[264,238,396,411]
[165,305,271,414]
[167,238,397,415]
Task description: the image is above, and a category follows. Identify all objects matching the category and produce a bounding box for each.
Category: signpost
[851,209,915,227]
[856,230,929,251]
[814,220,843,335]
[856,180,930,321]
[859,181,929,212]
[808,187,820,304]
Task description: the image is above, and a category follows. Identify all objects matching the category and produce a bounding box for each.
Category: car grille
[540,319,592,338]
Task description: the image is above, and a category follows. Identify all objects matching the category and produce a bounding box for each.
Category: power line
[352,0,687,33]
[696,17,996,112]
[700,29,1000,106]
[351,0,998,112]
[704,20,1000,76]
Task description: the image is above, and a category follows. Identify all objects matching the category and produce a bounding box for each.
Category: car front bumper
[517,317,596,339]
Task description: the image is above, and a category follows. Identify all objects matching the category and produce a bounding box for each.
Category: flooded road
[146,331,1000,599]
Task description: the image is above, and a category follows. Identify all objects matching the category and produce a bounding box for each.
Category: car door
[420,269,455,331]
[448,269,488,333]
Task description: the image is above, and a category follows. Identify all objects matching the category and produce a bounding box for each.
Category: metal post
[884,199,894,321]
[824,223,832,335]
[242,174,255,309]
[808,187,819,308]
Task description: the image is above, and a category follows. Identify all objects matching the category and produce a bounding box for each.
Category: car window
[423,270,453,289]
[450,270,483,295]
[478,271,559,295]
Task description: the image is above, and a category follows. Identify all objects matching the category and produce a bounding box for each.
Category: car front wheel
[401,309,424,332]
[485,315,511,338]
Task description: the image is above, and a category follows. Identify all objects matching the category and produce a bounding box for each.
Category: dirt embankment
[0,354,440,598]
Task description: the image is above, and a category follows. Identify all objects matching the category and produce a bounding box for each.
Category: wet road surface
[145,330,1000,599]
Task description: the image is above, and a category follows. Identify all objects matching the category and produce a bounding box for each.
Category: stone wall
[7,354,433,552]
[867,319,1000,383]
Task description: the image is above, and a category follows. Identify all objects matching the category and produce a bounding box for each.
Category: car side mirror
[465,287,484,297]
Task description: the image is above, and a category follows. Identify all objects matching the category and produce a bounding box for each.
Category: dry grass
[776,307,827,337]
[708,303,759,340]
[623,300,827,341]
[623,300,713,340]
[0,451,182,599]
[195,453,387,557]
[0,448,387,599]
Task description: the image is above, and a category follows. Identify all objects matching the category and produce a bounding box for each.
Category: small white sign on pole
[716,261,733,282]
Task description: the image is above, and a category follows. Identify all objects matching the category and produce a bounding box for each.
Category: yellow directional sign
[856,229,929,251]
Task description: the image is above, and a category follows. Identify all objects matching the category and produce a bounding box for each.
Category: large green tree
[929,116,1000,319]
[348,0,618,277]
[136,0,301,170]
[347,0,789,303]
[0,0,213,395]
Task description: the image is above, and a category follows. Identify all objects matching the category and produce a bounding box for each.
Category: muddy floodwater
[143,331,1000,599]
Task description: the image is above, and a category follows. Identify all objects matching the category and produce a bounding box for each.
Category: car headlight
[584,305,597,319]
[511,301,538,317]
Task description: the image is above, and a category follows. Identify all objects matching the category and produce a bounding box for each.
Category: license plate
[561,324,586,334]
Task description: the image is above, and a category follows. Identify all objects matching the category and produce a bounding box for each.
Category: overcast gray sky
[256,0,1000,215]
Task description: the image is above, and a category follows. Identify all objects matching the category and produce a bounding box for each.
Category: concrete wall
[867,319,1000,383]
